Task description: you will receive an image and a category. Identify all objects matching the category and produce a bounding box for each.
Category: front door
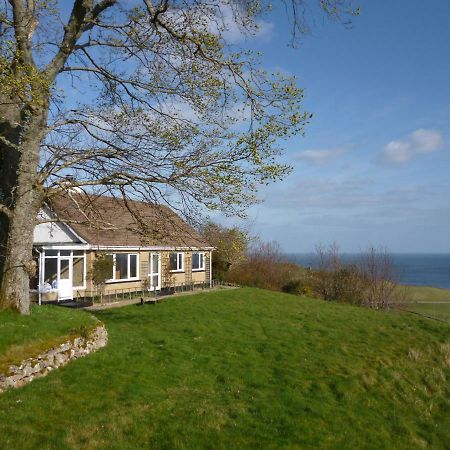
[149,253,161,291]
[58,257,73,301]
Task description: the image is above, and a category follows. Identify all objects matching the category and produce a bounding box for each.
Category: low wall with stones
[0,325,108,393]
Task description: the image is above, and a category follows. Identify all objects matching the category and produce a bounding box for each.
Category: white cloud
[206,2,274,43]
[223,17,273,44]
[381,129,444,164]
[153,2,273,48]
[293,147,346,165]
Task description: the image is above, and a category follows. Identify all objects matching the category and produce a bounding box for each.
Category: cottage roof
[47,192,210,248]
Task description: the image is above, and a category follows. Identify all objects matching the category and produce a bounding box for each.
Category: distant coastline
[285,253,450,290]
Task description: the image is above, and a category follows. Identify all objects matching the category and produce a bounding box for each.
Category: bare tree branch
[44,0,116,81]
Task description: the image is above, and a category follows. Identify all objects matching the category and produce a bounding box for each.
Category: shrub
[200,222,249,280]
[282,279,313,296]
[310,244,402,309]
[226,241,302,291]
[226,239,402,311]
[91,253,114,287]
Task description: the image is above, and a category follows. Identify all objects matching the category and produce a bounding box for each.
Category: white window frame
[149,252,161,291]
[192,252,205,271]
[107,253,140,283]
[169,252,184,272]
[41,249,87,291]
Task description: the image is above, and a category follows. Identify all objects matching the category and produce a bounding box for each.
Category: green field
[0,305,98,374]
[406,302,450,322]
[0,288,449,449]
[402,285,450,303]
[398,285,450,322]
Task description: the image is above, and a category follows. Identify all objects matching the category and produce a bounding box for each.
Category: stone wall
[0,325,108,393]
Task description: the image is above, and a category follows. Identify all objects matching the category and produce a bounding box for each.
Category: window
[149,253,160,290]
[109,253,139,281]
[72,256,85,286]
[59,259,70,280]
[169,252,184,272]
[115,254,128,279]
[130,254,138,278]
[192,252,205,271]
[41,249,86,291]
[44,258,58,287]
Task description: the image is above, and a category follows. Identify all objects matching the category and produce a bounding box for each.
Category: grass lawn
[0,305,98,374]
[0,288,449,449]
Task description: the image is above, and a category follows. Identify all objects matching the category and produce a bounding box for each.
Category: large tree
[0,0,357,314]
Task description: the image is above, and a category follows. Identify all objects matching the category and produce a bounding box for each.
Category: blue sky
[54,1,449,253]
[227,0,450,253]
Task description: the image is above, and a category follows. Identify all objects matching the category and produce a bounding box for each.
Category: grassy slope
[0,305,98,374]
[0,288,449,450]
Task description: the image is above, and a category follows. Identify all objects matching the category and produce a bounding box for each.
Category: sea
[285,253,450,290]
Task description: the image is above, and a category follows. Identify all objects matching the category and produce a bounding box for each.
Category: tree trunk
[0,197,39,314]
[0,109,46,314]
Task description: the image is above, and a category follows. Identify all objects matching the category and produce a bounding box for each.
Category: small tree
[312,243,342,301]
[359,247,399,309]
[200,222,250,280]
[162,259,175,292]
[91,253,113,302]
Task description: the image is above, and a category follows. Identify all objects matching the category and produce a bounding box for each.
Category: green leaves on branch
[0,52,50,110]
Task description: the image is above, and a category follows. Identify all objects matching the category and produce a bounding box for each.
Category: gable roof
[47,192,210,248]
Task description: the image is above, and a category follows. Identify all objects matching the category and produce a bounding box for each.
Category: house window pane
[152,275,158,287]
[152,254,158,270]
[73,250,84,257]
[169,253,178,271]
[130,254,137,278]
[60,259,70,280]
[73,257,85,287]
[44,258,57,286]
[192,252,199,269]
[45,250,58,257]
[192,252,204,270]
[178,253,183,270]
[116,254,128,280]
[60,250,71,256]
